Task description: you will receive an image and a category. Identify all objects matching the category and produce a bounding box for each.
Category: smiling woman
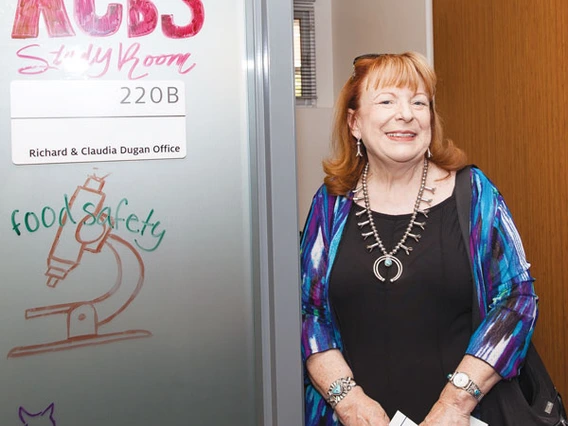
[300,52,538,426]
[347,85,431,171]
[323,52,465,196]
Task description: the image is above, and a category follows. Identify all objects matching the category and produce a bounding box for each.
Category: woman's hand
[419,399,470,426]
[420,356,500,425]
[334,387,390,426]
[306,350,389,425]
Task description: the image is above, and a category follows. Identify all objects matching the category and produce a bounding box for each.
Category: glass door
[0,0,303,424]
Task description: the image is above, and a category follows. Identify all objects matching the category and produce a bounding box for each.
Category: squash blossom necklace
[355,158,434,282]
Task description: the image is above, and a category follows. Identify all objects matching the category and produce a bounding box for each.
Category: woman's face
[349,82,431,166]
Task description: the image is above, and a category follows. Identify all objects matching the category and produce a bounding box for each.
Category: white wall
[296,0,433,224]
[331,0,432,95]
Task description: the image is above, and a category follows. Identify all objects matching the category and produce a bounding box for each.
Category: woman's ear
[347,109,361,140]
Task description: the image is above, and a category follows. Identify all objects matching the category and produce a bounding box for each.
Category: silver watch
[327,377,357,408]
[447,371,484,402]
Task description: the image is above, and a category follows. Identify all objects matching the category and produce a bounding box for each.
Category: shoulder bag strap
[454,165,481,328]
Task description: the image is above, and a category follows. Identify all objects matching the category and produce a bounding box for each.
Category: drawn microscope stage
[8,174,151,358]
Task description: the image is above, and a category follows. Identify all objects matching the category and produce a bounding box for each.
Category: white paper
[390,410,418,426]
[389,410,488,426]
[470,416,488,426]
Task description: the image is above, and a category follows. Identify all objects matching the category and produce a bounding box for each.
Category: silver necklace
[355,158,433,282]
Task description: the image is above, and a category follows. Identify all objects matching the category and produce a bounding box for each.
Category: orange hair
[323,51,466,195]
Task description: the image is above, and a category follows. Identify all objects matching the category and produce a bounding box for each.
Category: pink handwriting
[12,0,204,39]
[16,42,196,79]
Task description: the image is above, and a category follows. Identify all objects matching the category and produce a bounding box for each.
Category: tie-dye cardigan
[300,166,538,426]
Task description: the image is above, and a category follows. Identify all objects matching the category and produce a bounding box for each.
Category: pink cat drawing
[18,403,56,426]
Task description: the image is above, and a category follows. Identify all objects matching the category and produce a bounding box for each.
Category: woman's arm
[422,169,537,425]
[307,349,390,426]
[466,170,538,378]
[302,188,389,425]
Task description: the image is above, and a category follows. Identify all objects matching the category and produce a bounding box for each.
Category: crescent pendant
[373,255,403,282]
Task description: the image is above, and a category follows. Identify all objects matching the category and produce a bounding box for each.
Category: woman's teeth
[387,132,415,137]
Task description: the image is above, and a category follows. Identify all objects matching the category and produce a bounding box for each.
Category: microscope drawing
[8,173,151,358]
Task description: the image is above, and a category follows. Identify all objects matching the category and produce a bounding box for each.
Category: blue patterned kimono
[300,167,538,425]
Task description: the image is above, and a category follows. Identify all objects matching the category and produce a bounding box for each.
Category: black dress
[329,193,473,422]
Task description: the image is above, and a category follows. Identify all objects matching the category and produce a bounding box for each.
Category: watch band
[447,372,484,402]
[326,377,357,409]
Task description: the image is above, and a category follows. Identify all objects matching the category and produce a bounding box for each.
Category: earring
[356,138,363,157]
[427,147,432,159]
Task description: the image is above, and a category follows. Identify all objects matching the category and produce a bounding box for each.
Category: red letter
[161,0,204,39]
[128,0,158,38]
[12,0,75,39]
[74,0,122,37]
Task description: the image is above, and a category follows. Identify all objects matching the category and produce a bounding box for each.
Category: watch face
[453,373,469,387]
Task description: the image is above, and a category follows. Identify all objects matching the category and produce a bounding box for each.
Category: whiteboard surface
[0,0,256,425]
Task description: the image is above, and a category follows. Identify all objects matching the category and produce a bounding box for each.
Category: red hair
[323,52,466,195]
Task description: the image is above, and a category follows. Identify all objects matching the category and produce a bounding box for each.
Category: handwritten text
[11,196,166,252]
[17,42,195,79]
[12,0,205,39]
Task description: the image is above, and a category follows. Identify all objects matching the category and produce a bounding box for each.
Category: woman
[300,52,538,425]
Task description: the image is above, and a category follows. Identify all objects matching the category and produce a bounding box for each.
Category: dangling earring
[427,147,432,159]
[356,138,363,157]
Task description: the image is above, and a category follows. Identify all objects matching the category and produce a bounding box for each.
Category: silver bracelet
[326,377,357,409]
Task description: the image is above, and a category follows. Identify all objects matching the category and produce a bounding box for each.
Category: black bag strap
[454,165,481,328]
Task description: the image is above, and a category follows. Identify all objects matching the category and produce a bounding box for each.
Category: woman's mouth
[386,132,417,140]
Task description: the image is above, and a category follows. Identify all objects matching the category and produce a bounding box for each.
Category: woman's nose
[396,101,414,121]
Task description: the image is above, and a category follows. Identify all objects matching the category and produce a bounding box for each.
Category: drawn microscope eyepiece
[45,174,111,288]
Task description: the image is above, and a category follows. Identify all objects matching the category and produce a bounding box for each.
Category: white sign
[11,80,187,165]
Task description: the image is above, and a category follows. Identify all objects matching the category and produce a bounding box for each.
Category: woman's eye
[378,100,393,105]
[413,100,428,106]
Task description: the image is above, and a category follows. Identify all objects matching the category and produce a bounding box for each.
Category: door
[0,0,302,424]
[433,0,568,397]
